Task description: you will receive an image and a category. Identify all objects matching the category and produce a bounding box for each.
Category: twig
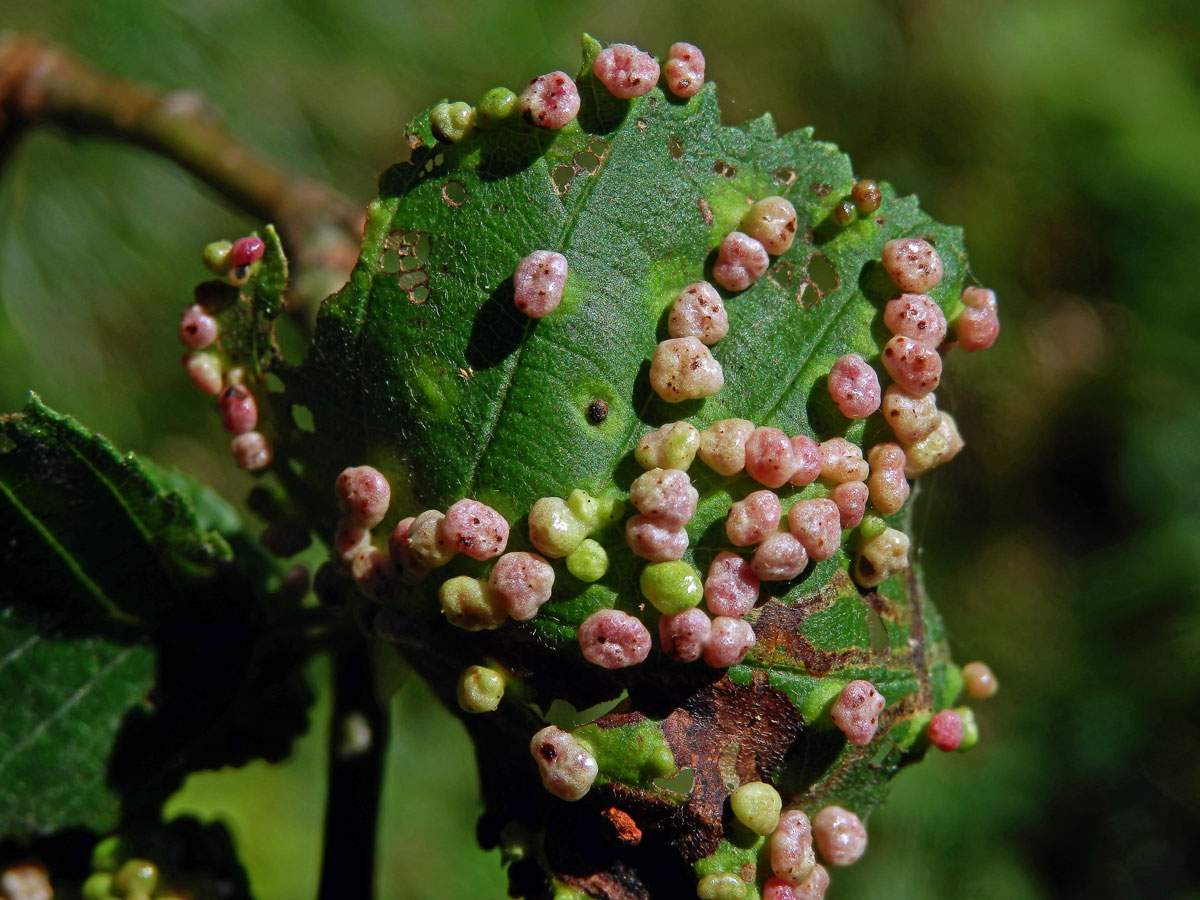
[318,638,388,900]
[0,32,362,313]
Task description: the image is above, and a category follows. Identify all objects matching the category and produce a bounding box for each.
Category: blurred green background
[2,0,1198,897]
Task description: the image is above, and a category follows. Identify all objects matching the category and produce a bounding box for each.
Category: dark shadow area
[465,280,529,372]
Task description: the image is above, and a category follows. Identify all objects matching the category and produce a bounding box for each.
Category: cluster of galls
[428,41,704,145]
[177,235,272,472]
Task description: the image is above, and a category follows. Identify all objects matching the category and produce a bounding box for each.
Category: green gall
[201,239,232,275]
[114,859,158,895]
[636,421,701,470]
[553,881,592,900]
[696,871,746,900]
[439,576,507,630]
[430,101,476,143]
[82,872,115,900]
[859,513,887,540]
[566,538,609,582]
[476,87,517,127]
[798,678,846,724]
[640,561,703,614]
[955,706,979,751]
[528,497,589,557]
[568,488,622,530]
[91,836,124,872]
[730,781,782,836]
[457,665,505,712]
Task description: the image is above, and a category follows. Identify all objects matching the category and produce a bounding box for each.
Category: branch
[0,32,362,311]
[318,638,388,900]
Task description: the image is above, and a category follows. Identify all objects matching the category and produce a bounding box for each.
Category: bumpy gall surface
[439,575,507,631]
[788,435,823,486]
[712,231,769,291]
[179,304,218,349]
[183,351,223,395]
[530,725,598,801]
[927,708,964,751]
[881,237,943,293]
[407,509,457,567]
[387,516,429,584]
[881,384,940,444]
[699,418,755,475]
[752,531,809,581]
[903,412,964,476]
[703,616,755,667]
[770,809,816,886]
[658,607,712,662]
[726,490,783,546]
[636,421,701,470]
[957,286,1000,351]
[457,665,505,713]
[884,293,947,347]
[230,430,271,472]
[630,467,698,528]
[832,481,868,528]
[489,551,555,620]
[787,498,842,561]
[882,334,942,396]
[335,465,391,528]
[668,281,728,345]
[592,43,660,99]
[819,438,868,483]
[830,680,885,746]
[230,235,265,267]
[730,781,783,836]
[650,336,724,401]
[626,514,689,561]
[513,250,568,318]
[578,608,653,668]
[528,496,588,557]
[827,353,881,419]
[219,385,258,434]
[866,444,909,515]
[664,41,705,97]
[441,498,510,560]
[517,71,581,129]
[812,806,867,867]
[742,196,798,255]
[704,550,760,617]
[745,427,797,487]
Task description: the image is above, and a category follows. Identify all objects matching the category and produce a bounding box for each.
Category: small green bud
[457,665,505,712]
[943,663,965,706]
[566,538,609,582]
[114,859,158,895]
[646,744,677,779]
[439,576,507,630]
[202,240,232,275]
[476,87,517,127]
[91,836,124,872]
[640,561,703,614]
[730,781,782,836]
[82,873,114,900]
[955,706,979,751]
[430,101,476,143]
[799,678,846,724]
[696,871,745,900]
[859,513,887,539]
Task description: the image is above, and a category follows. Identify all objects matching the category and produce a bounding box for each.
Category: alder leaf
[282,38,973,896]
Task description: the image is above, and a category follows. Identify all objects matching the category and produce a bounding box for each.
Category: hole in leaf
[380,249,401,273]
[864,604,889,653]
[636,118,648,132]
[291,404,315,432]
[573,150,602,173]
[551,164,576,196]
[774,167,797,186]
[441,179,467,207]
[654,768,695,795]
[805,252,839,298]
[409,284,430,304]
[767,259,795,289]
[588,139,610,159]
[667,135,684,159]
[810,182,831,198]
[544,692,628,730]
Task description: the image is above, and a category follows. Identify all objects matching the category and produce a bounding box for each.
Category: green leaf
[0,397,314,835]
[0,395,234,623]
[282,42,972,890]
